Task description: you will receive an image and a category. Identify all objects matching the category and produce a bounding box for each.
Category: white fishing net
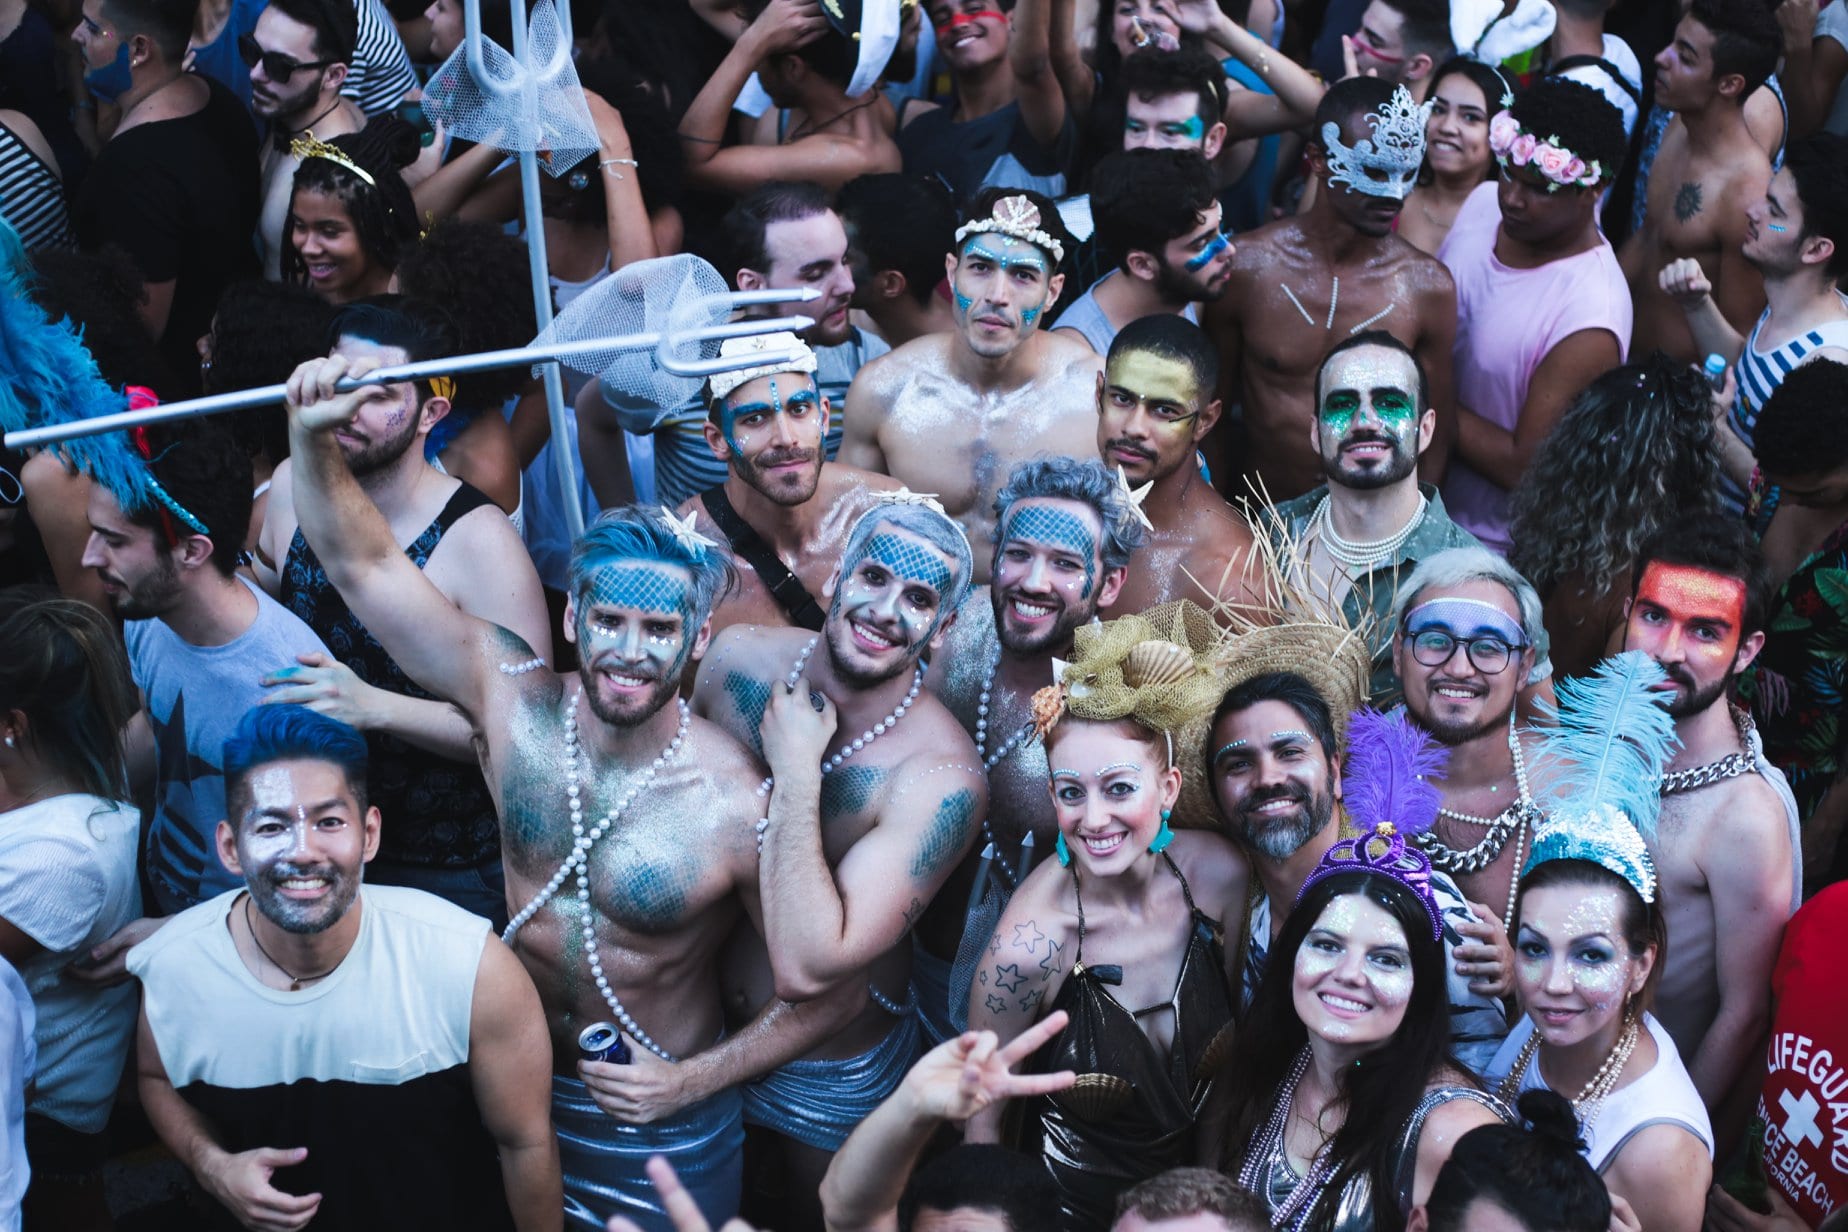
[420,0,596,176]
[528,252,733,410]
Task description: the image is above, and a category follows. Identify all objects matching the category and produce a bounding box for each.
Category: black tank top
[280,483,500,868]
[1026,854,1238,1230]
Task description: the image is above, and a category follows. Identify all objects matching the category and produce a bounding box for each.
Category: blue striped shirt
[1724,300,1848,512]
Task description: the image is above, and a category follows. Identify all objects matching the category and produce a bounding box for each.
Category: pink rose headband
[1487,110,1602,193]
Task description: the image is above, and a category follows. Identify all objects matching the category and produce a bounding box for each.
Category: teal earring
[1056,831,1072,866]
[1149,808,1174,854]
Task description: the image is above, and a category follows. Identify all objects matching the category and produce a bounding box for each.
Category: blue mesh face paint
[582,562,693,617]
[851,532,953,596]
[1002,503,1099,597]
[1184,231,1232,272]
[576,561,696,677]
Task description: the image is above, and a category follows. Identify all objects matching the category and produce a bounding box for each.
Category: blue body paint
[1185,231,1232,272]
[1002,504,1099,597]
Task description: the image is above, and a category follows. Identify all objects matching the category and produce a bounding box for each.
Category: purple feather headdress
[1295,708,1450,940]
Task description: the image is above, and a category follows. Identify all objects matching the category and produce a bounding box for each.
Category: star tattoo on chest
[1674,182,1703,224]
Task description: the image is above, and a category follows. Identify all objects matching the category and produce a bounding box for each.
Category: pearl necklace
[1310,493,1427,574]
[784,636,923,776]
[971,640,1035,888]
[501,692,689,1062]
[1497,1013,1641,1135]
[1412,714,1540,929]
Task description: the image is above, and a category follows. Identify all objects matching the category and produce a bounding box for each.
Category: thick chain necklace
[1659,707,1757,796]
[1410,714,1541,929]
[1497,1013,1641,1135]
[1310,493,1427,574]
[502,693,689,1062]
[1238,1048,1338,1232]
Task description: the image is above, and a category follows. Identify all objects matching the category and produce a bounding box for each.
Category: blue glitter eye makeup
[1184,231,1231,271]
[1003,504,1098,596]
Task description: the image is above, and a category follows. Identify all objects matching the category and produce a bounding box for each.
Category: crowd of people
[1,0,1846,1228]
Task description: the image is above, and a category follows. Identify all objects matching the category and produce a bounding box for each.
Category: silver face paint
[1514,883,1640,1045]
[1292,894,1415,1049]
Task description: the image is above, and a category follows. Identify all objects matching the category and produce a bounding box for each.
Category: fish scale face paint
[1405,599,1526,647]
[583,563,694,619]
[1002,504,1099,598]
[853,533,954,597]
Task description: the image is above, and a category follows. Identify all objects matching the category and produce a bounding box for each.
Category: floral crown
[953,195,1065,265]
[1487,109,1602,192]
[1294,709,1448,941]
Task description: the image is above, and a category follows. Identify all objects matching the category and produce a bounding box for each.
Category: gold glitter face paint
[1628,561,1746,669]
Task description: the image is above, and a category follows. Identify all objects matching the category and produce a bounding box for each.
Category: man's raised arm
[284,353,528,722]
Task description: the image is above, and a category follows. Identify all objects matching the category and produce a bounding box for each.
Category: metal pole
[3,305,818,449]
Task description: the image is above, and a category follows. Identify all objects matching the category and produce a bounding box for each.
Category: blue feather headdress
[1297,708,1450,940]
[1524,650,1680,902]
[0,221,149,514]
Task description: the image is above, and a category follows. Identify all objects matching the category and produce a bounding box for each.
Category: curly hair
[1508,76,1627,185]
[992,456,1147,575]
[394,219,535,411]
[1117,44,1228,127]
[1753,356,1848,478]
[28,247,177,396]
[837,173,958,306]
[1508,355,1719,597]
[285,116,422,291]
[205,280,336,462]
[131,420,256,575]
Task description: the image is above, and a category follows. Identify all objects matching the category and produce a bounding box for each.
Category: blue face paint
[719,377,819,455]
[577,561,697,677]
[1021,305,1041,326]
[961,238,1050,277]
[581,562,693,618]
[1766,222,1789,233]
[1185,231,1232,272]
[1002,504,1099,598]
[852,532,954,596]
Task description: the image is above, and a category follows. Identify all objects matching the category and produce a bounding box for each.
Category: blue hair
[223,704,370,813]
[568,506,737,627]
[992,456,1145,574]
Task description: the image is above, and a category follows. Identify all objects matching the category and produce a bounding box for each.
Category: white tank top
[1487,1012,1713,1170]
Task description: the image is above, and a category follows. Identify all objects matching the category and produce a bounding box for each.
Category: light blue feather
[1533,650,1680,841]
[1343,707,1448,837]
[0,220,146,512]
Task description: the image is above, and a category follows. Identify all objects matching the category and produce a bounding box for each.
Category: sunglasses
[238,33,334,82]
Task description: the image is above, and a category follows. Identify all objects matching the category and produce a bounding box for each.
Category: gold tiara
[290,132,376,188]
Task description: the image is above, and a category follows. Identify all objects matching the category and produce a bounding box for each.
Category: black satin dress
[1020,854,1238,1230]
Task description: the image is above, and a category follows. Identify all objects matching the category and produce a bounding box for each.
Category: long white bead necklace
[502,691,689,1062]
[785,636,923,775]
[972,639,1032,888]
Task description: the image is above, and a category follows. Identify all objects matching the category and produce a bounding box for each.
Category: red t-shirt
[1761,884,1848,1227]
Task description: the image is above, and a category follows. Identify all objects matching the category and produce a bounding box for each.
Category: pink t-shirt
[1437,182,1632,554]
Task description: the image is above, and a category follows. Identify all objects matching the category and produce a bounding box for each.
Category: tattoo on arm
[1038,936,1064,977]
[1011,920,1046,953]
[985,992,1008,1015]
[1674,182,1703,223]
[992,963,1026,993]
[1019,986,1045,1015]
[722,671,770,754]
[909,787,978,879]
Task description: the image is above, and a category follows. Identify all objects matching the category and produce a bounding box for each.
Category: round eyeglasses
[1405,627,1525,675]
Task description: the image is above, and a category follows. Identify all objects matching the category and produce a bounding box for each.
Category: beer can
[577,1021,632,1065]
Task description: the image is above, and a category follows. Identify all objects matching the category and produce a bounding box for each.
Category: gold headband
[427,376,455,402]
[290,132,376,188]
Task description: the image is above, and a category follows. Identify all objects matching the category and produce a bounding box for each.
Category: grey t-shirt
[127,577,329,913]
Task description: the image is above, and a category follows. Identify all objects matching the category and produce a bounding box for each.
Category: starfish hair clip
[1111,465,1155,532]
[659,506,718,556]
[877,488,949,516]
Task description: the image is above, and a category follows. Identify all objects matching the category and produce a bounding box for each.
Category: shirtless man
[1092,315,1259,620]
[1390,548,1550,976]
[678,332,898,635]
[840,187,1103,581]
[691,498,986,1226]
[1200,77,1457,501]
[282,354,848,1228]
[1622,517,1798,1114]
[922,457,1143,1042]
[1619,0,1778,362]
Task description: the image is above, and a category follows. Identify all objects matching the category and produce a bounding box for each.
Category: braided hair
[285,116,423,292]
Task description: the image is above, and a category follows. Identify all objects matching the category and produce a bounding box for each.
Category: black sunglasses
[238,33,335,81]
